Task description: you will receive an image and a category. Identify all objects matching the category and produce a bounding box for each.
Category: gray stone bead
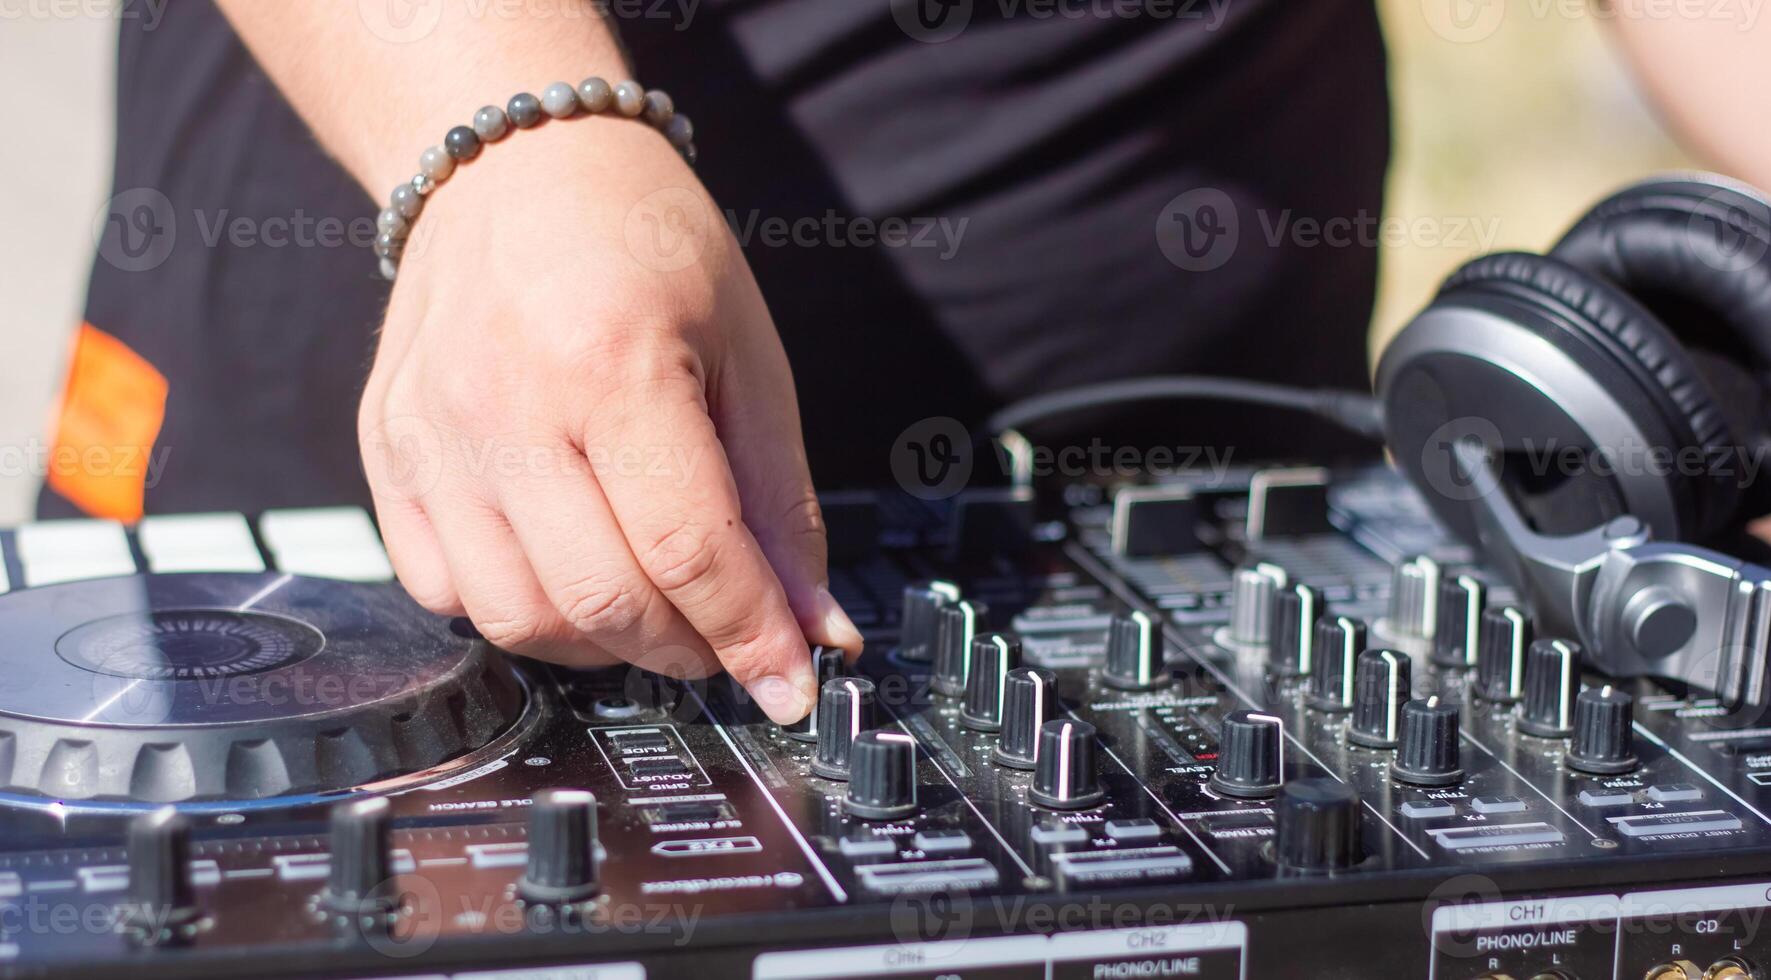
[375,231,403,260]
[413,174,438,197]
[445,126,482,160]
[682,143,698,166]
[380,258,399,282]
[542,82,579,119]
[391,183,423,219]
[419,146,456,181]
[643,90,675,128]
[377,208,408,237]
[613,80,645,117]
[578,77,613,113]
[508,92,543,128]
[664,114,694,149]
[473,105,510,141]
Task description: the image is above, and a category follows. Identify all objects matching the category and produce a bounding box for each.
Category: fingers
[360,404,462,616]
[715,336,863,658]
[496,449,723,680]
[581,358,817,724]
[422,485,620,670]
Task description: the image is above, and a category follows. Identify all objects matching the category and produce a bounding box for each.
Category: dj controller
[6,467,1771,979]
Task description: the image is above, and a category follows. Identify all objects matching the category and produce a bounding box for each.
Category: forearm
[1605,9,1771,189]
[213,0,633,196]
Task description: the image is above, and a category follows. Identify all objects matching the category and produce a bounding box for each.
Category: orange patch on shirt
[46,323,168,522]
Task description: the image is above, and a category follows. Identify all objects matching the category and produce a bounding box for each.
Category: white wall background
[0,7,117,523]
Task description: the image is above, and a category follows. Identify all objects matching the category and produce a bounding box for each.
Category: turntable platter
[0,573,526,803]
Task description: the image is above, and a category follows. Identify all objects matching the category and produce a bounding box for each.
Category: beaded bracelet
[374,77,696,281]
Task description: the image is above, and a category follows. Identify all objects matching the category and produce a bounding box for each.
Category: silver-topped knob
[1385,556,1441,640]
[1227,563,1288,647]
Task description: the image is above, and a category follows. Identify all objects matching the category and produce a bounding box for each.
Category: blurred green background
[1371,0,1695,353]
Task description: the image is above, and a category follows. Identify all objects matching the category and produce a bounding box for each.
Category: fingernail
[751,672,816,726]
[815,586,866,655]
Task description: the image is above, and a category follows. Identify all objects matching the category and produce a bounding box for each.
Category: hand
[358,120,862,724]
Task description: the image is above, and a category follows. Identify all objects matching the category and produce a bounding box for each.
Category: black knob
[931,599,987,697]
[993,667,1058,770]
[1475,606,1532,703]
[1431,574,1486,668]
[1210,710,1285,799]
[1227,563,1287,647]
[899,580,960,662]
[784,646,848,742]
[1029,719,1105,809]
[1566,685,1638,774]
[1518,639,1582,738]
[812,676,878,779]
[1275,778,1363,873]
[1391,697,1463,786]
[520,788,600,904]
[1268,583,1324,676]
[844,731,920,819]
[1104,611,1168,690]
[125,807,201,940]
[961,633,1021,731]
[1348,649,1413,749]
[1308,616,1366,712]
[326,797,396,914]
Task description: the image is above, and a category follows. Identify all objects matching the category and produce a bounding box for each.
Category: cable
[984,375,1386,442]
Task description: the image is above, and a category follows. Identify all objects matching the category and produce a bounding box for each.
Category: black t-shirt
[51,0,1390,518]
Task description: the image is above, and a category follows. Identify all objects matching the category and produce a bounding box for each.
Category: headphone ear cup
[1554,174,1771,367]
[1551,174,1771,531]
[1378,251,1737,544]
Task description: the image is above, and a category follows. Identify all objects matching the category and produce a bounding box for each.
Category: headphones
[1376,173,1771,711]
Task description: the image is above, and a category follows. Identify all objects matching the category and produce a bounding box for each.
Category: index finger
[580,365,816,725]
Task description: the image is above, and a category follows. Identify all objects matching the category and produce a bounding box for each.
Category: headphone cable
[984,376,1386,442]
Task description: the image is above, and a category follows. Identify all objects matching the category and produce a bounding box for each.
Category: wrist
[372,78,698,281]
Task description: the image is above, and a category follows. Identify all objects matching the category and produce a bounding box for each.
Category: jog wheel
[0,573,526,802]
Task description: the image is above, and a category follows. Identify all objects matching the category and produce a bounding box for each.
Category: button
[1103,818,1163,843]
[856,858,1000,895]
[0,872,20,898]
[1609,810,1743,838]
[1400,800,1457,819]
[1050,846,1194,887]
[838,835,899,859]
[467,842,529,869]
[1578,788,1636,807]
[78,865,129,894]
[1429,822,1565,851]
[1470,796,1527,815]
[912,829,973,854]
[611,730,670,753]
[1030,821,1090,846]
[274,853,332,882]
[653,802,724,823]
[1200,812,1274,839]
[1647,783,1704,803]
[651,836,763,858]
[627,756,689,778]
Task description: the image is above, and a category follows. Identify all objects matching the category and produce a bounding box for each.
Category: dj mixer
[3,468,1771,979]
